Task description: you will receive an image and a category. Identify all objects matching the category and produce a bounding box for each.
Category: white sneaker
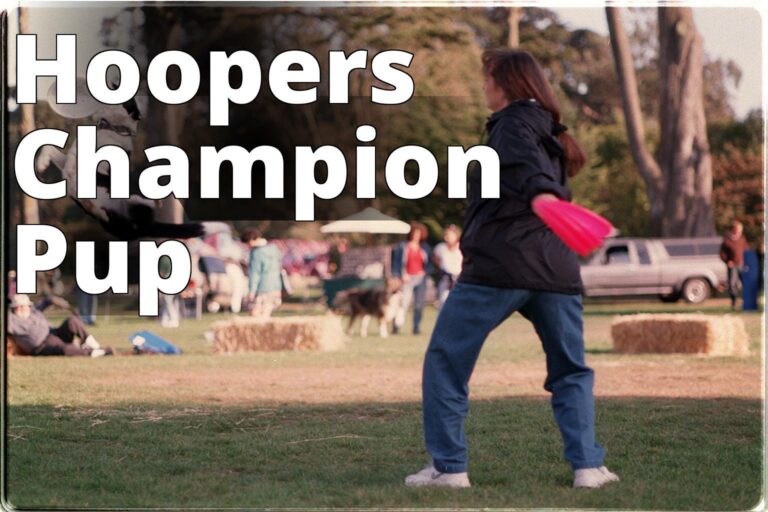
[83,335,101,350]
[405,464,471,488]
[573,466,620,488]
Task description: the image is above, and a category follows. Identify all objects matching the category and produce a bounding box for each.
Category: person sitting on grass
[7,294,113,357]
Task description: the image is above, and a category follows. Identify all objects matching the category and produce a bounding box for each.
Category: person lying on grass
[7,294,113,357]
[404,49,619,490]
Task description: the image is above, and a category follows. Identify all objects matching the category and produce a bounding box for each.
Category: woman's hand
[531,193,559,215]
[532,192,559,205]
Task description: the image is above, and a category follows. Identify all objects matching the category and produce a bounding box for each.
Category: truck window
[603,245,630,264]
[636,242,651,264]
[664,243,696,257]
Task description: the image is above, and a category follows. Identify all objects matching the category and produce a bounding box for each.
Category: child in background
[432,225,463,309]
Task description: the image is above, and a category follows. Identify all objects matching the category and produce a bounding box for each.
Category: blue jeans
[76,288,97,325]
[395,274,428,333]
[422,282,605,472]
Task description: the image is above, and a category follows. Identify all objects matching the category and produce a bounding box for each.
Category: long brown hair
[482,49,586,177]
[407,222,428,242]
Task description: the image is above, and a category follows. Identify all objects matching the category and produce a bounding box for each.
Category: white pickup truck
[580,237,728,304]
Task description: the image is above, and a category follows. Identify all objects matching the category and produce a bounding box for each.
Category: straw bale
[210,314,346,354]
[611,314,749,356]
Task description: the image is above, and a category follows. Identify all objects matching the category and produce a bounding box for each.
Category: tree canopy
[17,5,763,247]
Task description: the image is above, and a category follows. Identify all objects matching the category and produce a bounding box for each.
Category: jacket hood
[487,99,555,137]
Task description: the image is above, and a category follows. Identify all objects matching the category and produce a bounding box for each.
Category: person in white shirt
[432,225,463,309]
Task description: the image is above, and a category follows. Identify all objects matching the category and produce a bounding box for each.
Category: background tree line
[13,5,763,251]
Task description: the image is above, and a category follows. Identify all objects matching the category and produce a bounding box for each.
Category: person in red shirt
[393,222,432,335]
[719,220,750,310]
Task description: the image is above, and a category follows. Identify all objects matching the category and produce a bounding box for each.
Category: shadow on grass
[4,396,762,510]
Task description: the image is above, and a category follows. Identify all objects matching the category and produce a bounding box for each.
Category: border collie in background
[333,278,402,338]
[35,79,205,241]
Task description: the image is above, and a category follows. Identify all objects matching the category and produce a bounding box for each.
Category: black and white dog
[333,278,402,338]
[35,79,205,241]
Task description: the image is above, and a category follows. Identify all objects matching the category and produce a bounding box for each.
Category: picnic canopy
[320,207,410,234]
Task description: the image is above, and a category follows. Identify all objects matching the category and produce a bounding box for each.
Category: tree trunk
[19,7,40,225]
[507,7,521,48]
[144,16,186,225]
[657,7,716,236]
[160,22,184,224]
[606,7,716,237]
[156,101,186,224]
[606,7,664,233]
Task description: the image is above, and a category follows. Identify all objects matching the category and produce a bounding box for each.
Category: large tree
[507,7,521,47]
[18,7,40,225]
[607,6,716,236]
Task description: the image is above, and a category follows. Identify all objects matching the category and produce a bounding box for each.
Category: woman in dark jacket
[405,50,618,489]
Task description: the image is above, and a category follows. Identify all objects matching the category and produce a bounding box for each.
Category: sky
[556,7,762,118]
[9,4,764,118]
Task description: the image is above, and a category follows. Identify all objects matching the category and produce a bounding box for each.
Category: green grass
[5,299,765,509]
[6,399,762,509]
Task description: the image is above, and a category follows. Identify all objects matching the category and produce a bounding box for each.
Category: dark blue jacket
[458,100,582,294]
[391,241,432,278]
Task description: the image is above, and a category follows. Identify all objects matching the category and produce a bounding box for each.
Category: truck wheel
[682,278,711,304]
[659,292,680,303]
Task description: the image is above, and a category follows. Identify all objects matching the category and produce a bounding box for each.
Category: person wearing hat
[7,294,112,357]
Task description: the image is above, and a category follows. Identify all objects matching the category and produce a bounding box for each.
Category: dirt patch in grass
[88,358,761,406]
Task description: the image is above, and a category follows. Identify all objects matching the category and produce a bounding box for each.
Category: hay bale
[611,314,749,356]
[210,314,346,354]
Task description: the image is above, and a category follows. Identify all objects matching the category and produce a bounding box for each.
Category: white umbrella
[320,207,410,234]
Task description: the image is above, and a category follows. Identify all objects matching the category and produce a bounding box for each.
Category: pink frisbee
[532,198,614,256]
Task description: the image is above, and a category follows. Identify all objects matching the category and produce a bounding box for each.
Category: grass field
[4,298,765,509]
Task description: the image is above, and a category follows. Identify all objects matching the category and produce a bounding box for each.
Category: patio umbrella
[320,207,411,234]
